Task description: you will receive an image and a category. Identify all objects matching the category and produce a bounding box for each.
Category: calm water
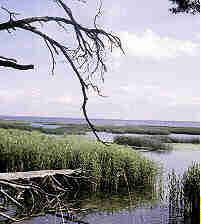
[30,123,61,129]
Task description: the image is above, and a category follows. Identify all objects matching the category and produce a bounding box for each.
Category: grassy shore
[0,128,159,192]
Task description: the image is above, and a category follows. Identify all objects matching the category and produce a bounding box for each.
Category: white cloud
[0,89,25,103]
[0,88,43,105]
[169,96,200,106]
[193,32,200,41]
[113,29,199,60]
[53,95,73,105]
[107,4,127,18]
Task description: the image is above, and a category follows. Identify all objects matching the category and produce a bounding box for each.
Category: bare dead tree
[0,0,124,142]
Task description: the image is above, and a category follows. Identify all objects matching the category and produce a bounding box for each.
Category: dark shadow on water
[2,183,198,224]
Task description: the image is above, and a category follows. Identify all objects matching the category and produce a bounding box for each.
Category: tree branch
[0,59,34,70]
[0,0,124,142]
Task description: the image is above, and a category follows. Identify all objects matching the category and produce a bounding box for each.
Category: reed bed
[148,135,200,144]
[96,125,200,135]
[168,136,200,144]
[0,121,87,135]
[0,128,159,192]
[113,135,200,149]
[113,136,172,151]
[168,127,200,135]
[168,162,200,222]
[96,126,170,135]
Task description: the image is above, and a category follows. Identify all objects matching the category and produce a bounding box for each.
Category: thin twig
[0,0,124,143]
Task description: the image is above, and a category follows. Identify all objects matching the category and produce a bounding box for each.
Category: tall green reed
[0,128,159,192]
[168,162,200,222]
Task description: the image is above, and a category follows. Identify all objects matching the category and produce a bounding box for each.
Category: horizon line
[0,114,200,123]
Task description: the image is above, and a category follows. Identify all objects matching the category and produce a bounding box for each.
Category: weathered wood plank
[0,169,78,181]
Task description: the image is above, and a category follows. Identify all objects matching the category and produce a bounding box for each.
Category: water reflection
[20,186,161,224]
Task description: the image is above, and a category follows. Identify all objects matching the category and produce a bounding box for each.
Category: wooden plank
[0,169,78,181]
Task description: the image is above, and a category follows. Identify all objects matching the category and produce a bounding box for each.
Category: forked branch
[0,0,123,142]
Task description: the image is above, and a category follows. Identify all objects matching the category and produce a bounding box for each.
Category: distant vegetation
[168,136,200,144]
[113,136,172,151]
[0,128,159,192]
[114,135,199,149]
[0,119,199,136]
[0,119,88,135]
[96,125,170,135]
[95,125,200,135]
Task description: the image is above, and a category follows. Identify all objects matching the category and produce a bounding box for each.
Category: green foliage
[182,162,200,200]
[0,128,159,192]
[168,163,200,219]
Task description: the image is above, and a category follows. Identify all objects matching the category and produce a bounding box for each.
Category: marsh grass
[153,135,200,144]
[0,128,159,193]
[0,121,88,135]
[113,136,172,151]
[113,135,200,149]
[96,125,200,135]
[168,163,200,222]
[168,127,200,135]
[168,136,200,144]
[96,125,170,135]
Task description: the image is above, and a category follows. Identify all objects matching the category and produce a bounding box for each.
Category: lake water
[21,144,200,224]
[30,123,61,129]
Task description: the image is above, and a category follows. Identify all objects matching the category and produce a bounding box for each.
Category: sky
[0,0,200,121]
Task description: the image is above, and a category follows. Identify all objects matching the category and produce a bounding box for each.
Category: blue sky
[0,0,200,121]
